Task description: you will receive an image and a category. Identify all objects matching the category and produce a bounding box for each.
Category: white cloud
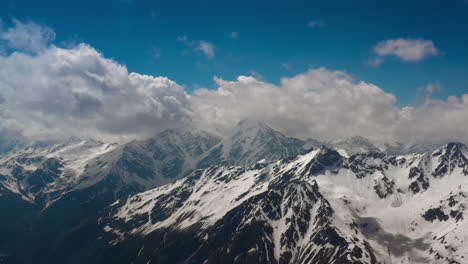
[2,43,468,144]
[196,40,215,58]
[191,68,400,141]
[191,69,468,144]
[371,38,439,65]
[0,18,56,54]
[0,43,193,141]
[394,96,468,143]
[2,19,468,145]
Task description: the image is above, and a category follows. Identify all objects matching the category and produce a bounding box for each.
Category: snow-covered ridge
[0,121,310,207]
[101,143,468,263]
[111,165,270,234]
[0,139,117,203]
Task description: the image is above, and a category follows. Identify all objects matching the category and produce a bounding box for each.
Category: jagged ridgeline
[0,121,310,263]
[1,121,467,263]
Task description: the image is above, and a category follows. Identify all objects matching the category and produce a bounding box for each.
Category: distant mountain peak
[6,129,468,263]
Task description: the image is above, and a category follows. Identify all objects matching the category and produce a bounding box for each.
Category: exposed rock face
[3,124,468,264]
[0,122,312,263]
[0,121,310,210]
[90,143,468,264]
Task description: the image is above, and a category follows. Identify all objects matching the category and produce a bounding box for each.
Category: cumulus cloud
[371,38,439,65]
[394,97,468,143]
[191,70,468,144]
[0,18,56,54]
[0,43,193,141]
[191,68,400,141]
[2,19,468,145]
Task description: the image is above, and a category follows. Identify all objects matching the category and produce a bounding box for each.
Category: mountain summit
[3,125,468,263]
[50,142,468,264]
[202,119,309,166]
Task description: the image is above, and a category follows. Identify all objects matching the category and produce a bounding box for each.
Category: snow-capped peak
[98,143,468,263]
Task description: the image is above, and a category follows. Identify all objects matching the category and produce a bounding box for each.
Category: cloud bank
[1,19,468,144]
[0,41,192,140]
[191,72,468,144]
[191,70,400,141]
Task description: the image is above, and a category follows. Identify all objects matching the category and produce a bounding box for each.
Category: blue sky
[2,0,467,106]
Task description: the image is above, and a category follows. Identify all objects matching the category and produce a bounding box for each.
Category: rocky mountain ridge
[92,143,468,264]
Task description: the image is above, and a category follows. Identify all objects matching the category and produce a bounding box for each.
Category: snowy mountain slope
[96,150,377,264]
[200,120,310,167]
[66,121,308,206]
[0,139,117,206]
[94,143,468,264]
[4,123,468,263]
[0,129,220,263]
[0,120,312,229]
[72,127,222,195]
[0,121,311,264]
[0,119,452,210]
[0,139,120,263]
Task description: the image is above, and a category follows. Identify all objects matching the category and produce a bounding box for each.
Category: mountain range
[0,120,465,263]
